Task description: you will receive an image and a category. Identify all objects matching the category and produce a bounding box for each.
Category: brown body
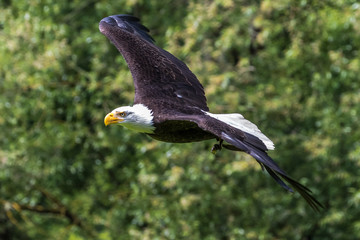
[99,15,323,211]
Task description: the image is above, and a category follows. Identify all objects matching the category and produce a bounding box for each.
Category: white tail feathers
[205,112,275,150]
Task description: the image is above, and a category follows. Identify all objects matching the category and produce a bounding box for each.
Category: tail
[205,112,274,150]
[200,112,323,211]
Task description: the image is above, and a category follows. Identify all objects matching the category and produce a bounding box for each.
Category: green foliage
[1,0,359,239]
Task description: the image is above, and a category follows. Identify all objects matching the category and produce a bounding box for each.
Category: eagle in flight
[100,15,323,211]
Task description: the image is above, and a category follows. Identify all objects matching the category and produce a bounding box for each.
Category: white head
[104,104,155,133]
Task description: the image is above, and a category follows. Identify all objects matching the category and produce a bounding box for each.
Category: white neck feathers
[113,104,155,133]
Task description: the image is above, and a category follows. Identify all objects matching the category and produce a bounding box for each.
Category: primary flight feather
[100,14,323,211]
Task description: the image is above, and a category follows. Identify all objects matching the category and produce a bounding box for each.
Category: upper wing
[99,15,209,111]
[167,113,323,211]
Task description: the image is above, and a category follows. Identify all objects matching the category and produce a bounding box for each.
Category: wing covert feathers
[99,15,209,111]
[99,14,323,211]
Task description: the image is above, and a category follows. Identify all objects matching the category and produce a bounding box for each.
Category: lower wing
[173,112,323,211]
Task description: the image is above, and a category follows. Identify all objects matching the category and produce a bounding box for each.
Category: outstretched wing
[99,15,209,111]
[220,133,323,211]
[166,113,323,211]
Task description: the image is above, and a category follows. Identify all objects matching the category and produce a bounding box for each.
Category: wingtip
[101,16,117,26]
[280,174,325,212]
[99,14,155,44]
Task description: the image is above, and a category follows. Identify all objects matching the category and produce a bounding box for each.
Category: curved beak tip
[104,113,113,126]
[104,112,123,126]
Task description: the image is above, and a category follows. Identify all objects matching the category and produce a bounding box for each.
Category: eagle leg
[211,139,223,154]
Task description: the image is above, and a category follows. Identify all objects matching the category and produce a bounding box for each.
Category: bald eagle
[100,15,323,211]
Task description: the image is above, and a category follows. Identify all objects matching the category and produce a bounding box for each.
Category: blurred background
[1,0,359,239]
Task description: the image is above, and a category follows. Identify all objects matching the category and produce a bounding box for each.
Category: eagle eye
[119,112,126,117]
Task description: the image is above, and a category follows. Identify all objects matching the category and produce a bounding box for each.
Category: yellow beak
[104,112,124,126]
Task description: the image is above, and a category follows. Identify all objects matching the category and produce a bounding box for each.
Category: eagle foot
[211,139,223,154]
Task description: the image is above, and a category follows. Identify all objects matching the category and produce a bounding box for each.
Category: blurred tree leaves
[1,0,359,239]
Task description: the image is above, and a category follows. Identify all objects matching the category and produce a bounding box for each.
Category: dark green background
[1,0,359,239]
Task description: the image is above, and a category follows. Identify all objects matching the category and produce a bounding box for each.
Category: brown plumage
[100,14,323,211]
